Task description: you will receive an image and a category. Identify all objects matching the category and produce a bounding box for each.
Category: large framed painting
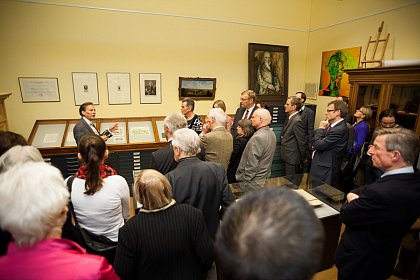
[248,43,289,101]
[319,47,361,97]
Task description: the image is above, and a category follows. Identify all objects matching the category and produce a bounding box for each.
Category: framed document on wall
[18,77,60,102]
[72,72,99,105]
[107,72,131,105]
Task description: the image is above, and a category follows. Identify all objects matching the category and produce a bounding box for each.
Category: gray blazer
[236,125,277,182]
[73,118,98,146]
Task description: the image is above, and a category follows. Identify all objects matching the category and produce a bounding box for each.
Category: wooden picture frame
[140,73,161,104]
[178,77,216,100]
[248,43,289,101]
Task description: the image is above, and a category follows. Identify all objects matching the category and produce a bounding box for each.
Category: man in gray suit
[73,102,118,146]
[310,100,349,187]
[200,108,233,171]
[281,97,307,175]
[236,108,277,182]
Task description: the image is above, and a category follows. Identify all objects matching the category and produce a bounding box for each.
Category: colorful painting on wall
[319,47,361,97]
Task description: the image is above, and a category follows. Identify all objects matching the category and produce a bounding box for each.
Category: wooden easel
[360,21,390,68]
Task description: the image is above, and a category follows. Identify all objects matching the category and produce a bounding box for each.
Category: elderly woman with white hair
[114,169,213,280]
[0,162,118,279]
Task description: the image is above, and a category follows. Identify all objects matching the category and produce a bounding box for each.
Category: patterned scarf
[75,164,118,179]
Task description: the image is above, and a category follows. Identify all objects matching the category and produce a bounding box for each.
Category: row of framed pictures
[18,72,162,105]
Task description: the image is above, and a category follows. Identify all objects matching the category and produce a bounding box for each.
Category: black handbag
[66,176,117,253]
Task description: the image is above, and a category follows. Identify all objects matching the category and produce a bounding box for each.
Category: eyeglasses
[326,109,336,112]
[240,97,250,101]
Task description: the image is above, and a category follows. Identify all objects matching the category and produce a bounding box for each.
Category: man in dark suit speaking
[335,127,420,280]
[73,102,118,146]
[310,100,348,187]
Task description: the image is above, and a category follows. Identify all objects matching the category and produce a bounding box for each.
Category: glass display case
[346,65,420,135]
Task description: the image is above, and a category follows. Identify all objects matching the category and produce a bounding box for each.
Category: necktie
[91,123,99,135]
[243,109,249,119]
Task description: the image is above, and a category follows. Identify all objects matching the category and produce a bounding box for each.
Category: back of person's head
[213,100,227,112]
[79,102,94,116]
[0,162,69,247]
[375,127,420,166]
[296,91,307,103]
[164,113,187,134]
[134,169,173,210]
[254,108,272,125]
[215,187,324,280]
[328,100,348,118]
[209,108,226,124]
[0,145,43,173]
[337,96,349,106]
[237,119,255,138]
[0,131,27,156]
[172,128,200,155]
[78,135,107,195]
[288,96,303,111]
[182,98,195,111]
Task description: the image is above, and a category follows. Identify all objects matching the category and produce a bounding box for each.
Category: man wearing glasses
[335,127,420,280]
[310,100,349,187]
[231,90,258,139]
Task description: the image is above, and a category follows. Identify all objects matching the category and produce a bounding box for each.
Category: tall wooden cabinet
[0,93,11,131]
[346,65,420,135]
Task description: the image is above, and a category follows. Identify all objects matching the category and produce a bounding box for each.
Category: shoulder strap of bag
[66,175,79,225]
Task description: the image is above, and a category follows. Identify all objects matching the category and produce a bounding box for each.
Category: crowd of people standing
[0,88,419,280]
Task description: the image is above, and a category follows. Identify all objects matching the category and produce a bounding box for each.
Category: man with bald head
[236,108,277,182]
[200,108,233,171]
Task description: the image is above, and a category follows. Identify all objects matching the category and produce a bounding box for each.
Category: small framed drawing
[178,77,216,100]
[72,72,99,105]
[140,73,161,104]
[304,83,318,100]
[18,77,60,102]
[107,72,131,105]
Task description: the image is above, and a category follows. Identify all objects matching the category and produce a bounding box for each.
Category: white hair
[209,108,226,124]
[172,128,201,155]
[163,112,187,134]
[0,145,44,173]
[0,162,69,247]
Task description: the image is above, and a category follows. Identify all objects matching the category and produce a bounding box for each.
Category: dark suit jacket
[165,157,235,238]
[335,172,420,279]
[299,105,315,150]
[310,119,348,186]
[149,142,177,175]
[149,141,206,175]
[231,106,258,139]
[280,113,307,165]
[73,118,103,146]
[226,136,250,183]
